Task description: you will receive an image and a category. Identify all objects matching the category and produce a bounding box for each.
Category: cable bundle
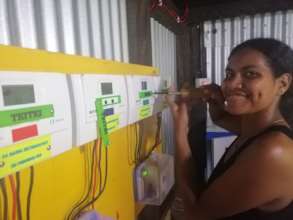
[0,167,34,220]
[67,140,108,220]
[150,0,189,24]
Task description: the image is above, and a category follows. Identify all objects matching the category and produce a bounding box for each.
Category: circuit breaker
[0,72,72,177]
[126,75,157,124]
[69,74,128,146]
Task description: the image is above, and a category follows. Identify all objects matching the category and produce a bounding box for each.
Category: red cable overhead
[150,0,189,24]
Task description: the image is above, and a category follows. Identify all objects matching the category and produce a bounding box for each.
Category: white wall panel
[0,0,10,45]
[223,19,231,70]
[111,0,122,61]
[73,0,91,56]
[57,0,76,54]
[274,11,284,41]
[88,0,103,58]
[253,14,262,38]
[36,0,58,51]
[263,13,272,38]
[233,17,241,46]
[204,21,213,81]
[285,10,293,46]
[151,18,176,154]
[119,0,129,63]
[242,16,251,41]
[100,0,113,60]
[13,0,37,48]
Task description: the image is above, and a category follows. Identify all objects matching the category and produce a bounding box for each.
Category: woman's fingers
[165,94,178,115]
[199,84,224,103]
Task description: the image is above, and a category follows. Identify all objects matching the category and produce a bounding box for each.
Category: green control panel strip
[100,95,121,107]
[0,104,54,128]
[95,98,110,147]
[139,91,153,99]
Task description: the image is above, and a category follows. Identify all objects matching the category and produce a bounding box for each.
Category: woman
[168,38,293,219]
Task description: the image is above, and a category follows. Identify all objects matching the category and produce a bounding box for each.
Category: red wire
[8,175,17,220]
[150,0,189,24]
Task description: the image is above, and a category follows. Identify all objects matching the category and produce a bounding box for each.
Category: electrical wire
[67,142,96,220]
[98,139,102,193]
[134,123,140,163]
[8,175,17,220]
[137,121,144,163]
[0,184,2,220]
[138,113,162,163]
[99,147,108,194]
[26,166,34,220]
[134,123,139,164]
[0,178,8,220]
[91,140,99,209]
[82,144,91,206]
[128,124,137,165]
[16,172,23,220]
[74,146,109,218]
[127,124,133,165]
[71,142,96,218]
[150,0,189,23]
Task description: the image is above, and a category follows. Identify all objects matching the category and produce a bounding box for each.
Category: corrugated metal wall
[0,0,129,62]
[203,10,293,84]
[151,18,177,154]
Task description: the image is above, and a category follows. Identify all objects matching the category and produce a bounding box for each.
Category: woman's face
[221,48,280,115]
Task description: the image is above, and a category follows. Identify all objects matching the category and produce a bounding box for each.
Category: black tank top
[206,125,293,220]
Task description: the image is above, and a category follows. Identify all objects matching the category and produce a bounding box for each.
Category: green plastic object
[0,104,54,128]
[95,98,109,147]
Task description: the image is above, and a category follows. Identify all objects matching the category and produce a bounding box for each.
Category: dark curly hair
[229,38,293,126]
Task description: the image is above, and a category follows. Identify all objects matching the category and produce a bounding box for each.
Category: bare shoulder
[237,130,293,189]
[242,130,293,161]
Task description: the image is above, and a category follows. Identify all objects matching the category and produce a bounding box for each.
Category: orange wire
[91,139,99,209]
[8,175,17,220]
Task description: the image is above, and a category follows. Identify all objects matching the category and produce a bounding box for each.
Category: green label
[0,135,52,178]
[101,95,121,107]
[95,98,110,147]
[105,114,120,133]
[139,105,152,119]
[139,91,153,99]
[0,105,54,128]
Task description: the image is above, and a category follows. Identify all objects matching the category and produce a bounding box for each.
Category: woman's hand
[200,83,225,106]
[166,89,189,138]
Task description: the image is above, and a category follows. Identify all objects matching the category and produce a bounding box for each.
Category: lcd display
[2,85,35,106]
[101,82,113,95]
[141,81,147,90]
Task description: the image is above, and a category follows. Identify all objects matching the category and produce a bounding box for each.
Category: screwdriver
[153,88,205,98]
[152,91,187,95]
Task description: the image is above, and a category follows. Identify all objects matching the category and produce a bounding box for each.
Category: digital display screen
[141,81,147,90]
[2,85,35,106]
[101,82,113,95]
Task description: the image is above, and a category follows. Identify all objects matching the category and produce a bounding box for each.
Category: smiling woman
[168,38,293,219]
